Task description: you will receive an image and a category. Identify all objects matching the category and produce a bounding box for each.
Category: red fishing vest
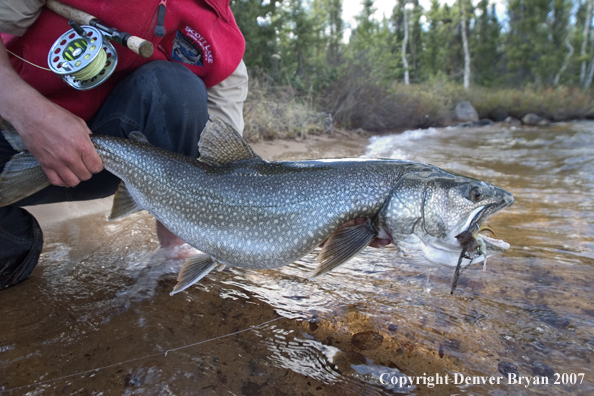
[1,0,245,121]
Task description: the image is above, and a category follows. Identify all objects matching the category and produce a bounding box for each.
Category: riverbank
[244,74,594,140]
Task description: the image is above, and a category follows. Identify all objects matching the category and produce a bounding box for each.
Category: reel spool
[47,23,118,90]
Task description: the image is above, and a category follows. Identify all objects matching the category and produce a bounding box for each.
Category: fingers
[40,141,98,187]
[44,168,69,188]
[13,101,104,187]
[81,145,104,174]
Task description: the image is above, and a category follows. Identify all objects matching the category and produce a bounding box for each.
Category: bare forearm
[0,38,45,126]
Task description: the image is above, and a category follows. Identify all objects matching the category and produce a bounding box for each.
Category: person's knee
[133,61,208,110]
[91,61,208,157]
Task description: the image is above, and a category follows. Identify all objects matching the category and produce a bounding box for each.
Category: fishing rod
[44,0,154,90]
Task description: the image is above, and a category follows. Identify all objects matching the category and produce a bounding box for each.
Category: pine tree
[505,0,572,86]
[471,0,501,86]
[230,0,279,71]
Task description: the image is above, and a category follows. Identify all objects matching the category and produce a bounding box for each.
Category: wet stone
[241,380,262,395]
[443,338,462,351]
[388,324,398,333]
[527,289,539,299]
[346,350,367,365]
[530,340,550,354]
[309,319,319,332]
[530,361,555,379]
[542,315,571,329]
[528,308,571,329]
[583,309,594,317]
[123,373,142,387]
[464,310,486,325]
[351,331,384,350]
[498,361,519,377]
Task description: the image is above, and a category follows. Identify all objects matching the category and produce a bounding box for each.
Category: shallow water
[1,122,594,395]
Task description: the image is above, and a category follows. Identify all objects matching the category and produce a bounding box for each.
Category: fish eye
[470,187,483,202]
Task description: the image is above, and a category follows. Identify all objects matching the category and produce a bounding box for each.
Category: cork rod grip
[45,0,95,25]
[126,36,154,59]
[45,0,154,58]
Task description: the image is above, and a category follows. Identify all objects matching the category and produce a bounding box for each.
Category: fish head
[379,168,514,266]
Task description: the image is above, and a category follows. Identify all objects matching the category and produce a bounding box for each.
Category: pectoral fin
[0,151,49,207]
[108,181,143,220]
[170,254,217,295]
[312,220,377,278]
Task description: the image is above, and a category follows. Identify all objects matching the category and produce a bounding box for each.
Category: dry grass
[328,68,451,132]
[242,72,331,142]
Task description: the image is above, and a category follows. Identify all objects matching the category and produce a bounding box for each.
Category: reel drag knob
[47,23,118,90]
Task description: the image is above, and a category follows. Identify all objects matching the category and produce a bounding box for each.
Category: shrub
[243,69,330,142]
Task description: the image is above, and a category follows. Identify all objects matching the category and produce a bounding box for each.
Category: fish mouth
[455,201,512,256]
[467,190,514,235]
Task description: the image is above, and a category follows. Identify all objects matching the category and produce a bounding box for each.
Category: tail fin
[0,131,50,207]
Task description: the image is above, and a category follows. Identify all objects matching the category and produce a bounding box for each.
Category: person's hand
[341,218,392,248]
[11,97,103,187]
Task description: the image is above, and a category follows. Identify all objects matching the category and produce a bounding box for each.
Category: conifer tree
[471,0,501,86]
[230,0,279,71]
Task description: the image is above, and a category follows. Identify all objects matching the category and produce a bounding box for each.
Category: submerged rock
[505,116,522,126]
[498,361,519,377]
[530,361,555,379]
[522,113,550,126]
[351,331,384,350]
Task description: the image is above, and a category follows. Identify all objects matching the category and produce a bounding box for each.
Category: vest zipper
[155,0,167,37]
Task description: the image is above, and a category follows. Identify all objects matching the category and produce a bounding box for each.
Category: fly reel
[47,21,118,90]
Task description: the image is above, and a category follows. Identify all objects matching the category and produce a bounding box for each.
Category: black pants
[0,61,209,289]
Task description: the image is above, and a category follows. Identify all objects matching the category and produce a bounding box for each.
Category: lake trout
[0,117,514,294]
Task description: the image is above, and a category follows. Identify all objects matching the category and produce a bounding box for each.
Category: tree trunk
[554,13,575,86]
[580,0,593,85]
[585,27,594,88]
[402,3,410,85]
[460,0,471,90]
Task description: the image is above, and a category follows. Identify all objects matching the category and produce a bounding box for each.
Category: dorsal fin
[198,116,261,166]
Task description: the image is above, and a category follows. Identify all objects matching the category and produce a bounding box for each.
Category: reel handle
[45,0,154,58]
